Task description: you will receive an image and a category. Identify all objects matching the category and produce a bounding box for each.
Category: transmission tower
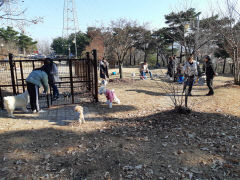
[62,0,79,58]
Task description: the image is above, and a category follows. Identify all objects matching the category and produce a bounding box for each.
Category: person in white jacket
[183,55,198,96]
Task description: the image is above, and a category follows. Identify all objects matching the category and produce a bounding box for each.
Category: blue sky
[18,0,218,42]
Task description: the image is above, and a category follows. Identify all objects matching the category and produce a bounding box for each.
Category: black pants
[183,75,195,94]
[27,82,40,111]
[206,77,214,94]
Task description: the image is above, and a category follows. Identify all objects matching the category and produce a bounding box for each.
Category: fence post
[19,61,25,92]
[9,53,16,95]
[69,58,75,104]
[86,52,91,91]
[0,87,3,110]
[92,49,98,102]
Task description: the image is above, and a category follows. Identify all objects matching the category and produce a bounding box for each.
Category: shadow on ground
[126,89,206,97]
[0,103,137,126]
[0,109,239,179]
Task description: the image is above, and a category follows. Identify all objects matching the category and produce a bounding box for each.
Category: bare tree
[156,70,191,113]
[206,0,240,84]
[37,39,51,55]
[0,0,43,28]
[102,19,143,79]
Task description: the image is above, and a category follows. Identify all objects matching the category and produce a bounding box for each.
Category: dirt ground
[0,68,240,180]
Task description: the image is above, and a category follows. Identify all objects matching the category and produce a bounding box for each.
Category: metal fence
[0,50,98,110]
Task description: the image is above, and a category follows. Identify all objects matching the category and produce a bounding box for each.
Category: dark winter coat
[41,61,57,85]
[100,61,109,79]
[205,60,215,78]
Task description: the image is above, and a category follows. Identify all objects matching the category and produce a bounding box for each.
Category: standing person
[139,60,153,80]
[42,58,60,100]
[99,57,109,82]
[26,66,49,113]
[204,55,217,96]
[183,55,198,96]
[49,59,59,100]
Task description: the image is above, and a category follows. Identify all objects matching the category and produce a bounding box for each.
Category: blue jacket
[26,70,49,92]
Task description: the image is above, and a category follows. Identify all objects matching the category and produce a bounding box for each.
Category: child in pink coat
[99,86,120,108]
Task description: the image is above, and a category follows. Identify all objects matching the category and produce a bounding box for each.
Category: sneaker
[38,109,46,113]
[33,110,37,113]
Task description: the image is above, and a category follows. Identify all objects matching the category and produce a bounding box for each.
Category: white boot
[109,102,112,108]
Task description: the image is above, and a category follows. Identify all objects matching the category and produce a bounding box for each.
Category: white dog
[98,79,108,86]
[74,105,85,124]
[3,90,29,117]
[99,86,120,108]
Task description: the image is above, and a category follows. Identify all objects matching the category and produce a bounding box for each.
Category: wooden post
[69,58,74,104]
[92,49,98,102]
[9,53,16,95]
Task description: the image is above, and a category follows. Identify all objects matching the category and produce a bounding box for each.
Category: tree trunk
[233,48,240,85]
[144,51,147,62]
[161,54,165,67]
[129,48,132,66]
[119,61,123,79]
[222,58,226,74]
[180,46,183,63]
[134,53,136,66]
[215,60,219,73]
[156,49,159,64]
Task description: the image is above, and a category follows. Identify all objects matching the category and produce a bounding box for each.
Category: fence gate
[0,50,98,110]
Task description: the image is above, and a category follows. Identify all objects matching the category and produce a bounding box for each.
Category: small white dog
[3,90,29,117]
[74,105,85,124]
[98,79,108,86]
[99,86,120,108]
